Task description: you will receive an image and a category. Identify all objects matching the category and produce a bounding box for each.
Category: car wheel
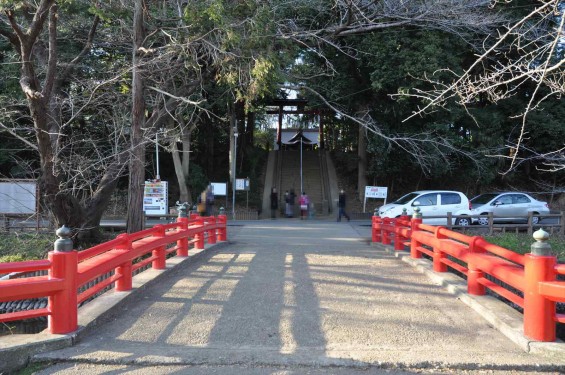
[456,217,471,226]
[477,215,489,226]
[532,213,541,225]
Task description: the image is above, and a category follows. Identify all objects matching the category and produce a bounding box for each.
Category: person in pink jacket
[299,192,309,220]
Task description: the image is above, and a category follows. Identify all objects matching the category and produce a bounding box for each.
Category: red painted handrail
[372,214,565,342]
[0,214,227,334]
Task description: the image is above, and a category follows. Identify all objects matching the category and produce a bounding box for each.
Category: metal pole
[300,137,303,194]
[232,131,238,220]
[155,131,160,180]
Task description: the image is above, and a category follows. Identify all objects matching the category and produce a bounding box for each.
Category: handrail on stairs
[319,150,332,214]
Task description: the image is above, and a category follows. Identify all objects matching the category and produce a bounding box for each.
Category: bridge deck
[34,221,564,373]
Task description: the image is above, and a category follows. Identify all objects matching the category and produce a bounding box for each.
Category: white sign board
[210,182,227,196]
[363,186,388,213]
[0,181,36,214]
[365,186,388,199]
[143,181,168,215]
[236,178,250,191]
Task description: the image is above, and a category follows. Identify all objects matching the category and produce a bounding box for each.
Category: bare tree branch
[399,0,565,173]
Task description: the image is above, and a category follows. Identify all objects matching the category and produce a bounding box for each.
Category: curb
[0,241,227,374]
[372,242,565,360]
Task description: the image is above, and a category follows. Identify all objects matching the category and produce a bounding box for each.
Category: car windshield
[471,193,499,205]
[393,192,420,204]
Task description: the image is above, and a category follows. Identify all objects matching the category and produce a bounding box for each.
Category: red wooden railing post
[194,216,205,250]
[115,234,133,291]
[410,208,423,258]
[176,203,190,256]
[217,213,227,241]
[433,227,448,272]
[382,218,392,245]
[467,236,486,295]
[524,229,556,341]
[394,218,404,250]
[48,226,78,334]
[394,209,410,250]
[371,210,382,243]
[153,225,167,270]
[207,217,217,244]
[177,217,189,257]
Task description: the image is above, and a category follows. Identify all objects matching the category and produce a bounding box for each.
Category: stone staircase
[279,150,325,216]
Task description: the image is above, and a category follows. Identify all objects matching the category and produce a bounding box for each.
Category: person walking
[284,190,291,217]
[289,189,296,218]
[205,185,215,216]
[299,192,309,220]
[270,187,278,219]
[337,189,351,222]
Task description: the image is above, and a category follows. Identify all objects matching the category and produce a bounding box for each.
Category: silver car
[470,192,549,225]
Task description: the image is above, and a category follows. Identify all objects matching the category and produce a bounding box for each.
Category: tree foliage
[408,0,565,174]
[0,0,563,241]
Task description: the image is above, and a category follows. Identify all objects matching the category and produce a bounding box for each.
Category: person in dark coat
[270,187,278,219]
[337,189,351,222]
[289,189,296,218]
[205,186,214,216]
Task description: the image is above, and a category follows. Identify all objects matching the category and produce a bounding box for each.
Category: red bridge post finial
[524,229,556,342]
[48,226,78,334]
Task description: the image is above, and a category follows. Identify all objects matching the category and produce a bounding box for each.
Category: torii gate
[265,99,326,149]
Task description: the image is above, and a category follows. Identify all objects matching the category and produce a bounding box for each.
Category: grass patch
[484,232,565,262]
[14,361,53,375]
[0,233,53,263]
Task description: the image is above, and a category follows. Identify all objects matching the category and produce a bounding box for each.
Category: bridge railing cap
[54,225,73,252]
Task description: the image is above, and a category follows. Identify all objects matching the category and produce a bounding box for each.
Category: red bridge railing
[372,210,565,342]
[0,213,227,334]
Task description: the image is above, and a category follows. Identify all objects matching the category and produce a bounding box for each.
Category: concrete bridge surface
[14,221,565,374]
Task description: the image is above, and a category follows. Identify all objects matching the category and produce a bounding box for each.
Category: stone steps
[278,150,324,215]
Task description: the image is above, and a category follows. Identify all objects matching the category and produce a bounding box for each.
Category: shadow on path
[33,222,564,373]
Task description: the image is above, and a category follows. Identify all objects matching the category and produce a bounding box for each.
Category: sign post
[210,182,228,212]
[364,186,388,213]
[236,178,250,209]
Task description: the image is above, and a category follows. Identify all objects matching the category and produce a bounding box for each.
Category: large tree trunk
[171,125,195,203]
[5,3,116,244]
[358,125,368,202]
[79,161,123,243]
[17,3,86,231]
[127,0,147,233]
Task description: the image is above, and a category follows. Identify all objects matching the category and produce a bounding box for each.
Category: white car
[470,192,550,225]
[378,190,472,226]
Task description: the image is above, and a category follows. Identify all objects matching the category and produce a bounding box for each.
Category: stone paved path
[33,221,565,374]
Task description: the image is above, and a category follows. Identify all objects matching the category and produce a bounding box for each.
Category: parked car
[378,190,472,226]
[469,192,549,225]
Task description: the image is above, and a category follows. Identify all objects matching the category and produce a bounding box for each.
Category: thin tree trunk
[127,0,146,233]
[358,125,368,201]
[172,141,189,203]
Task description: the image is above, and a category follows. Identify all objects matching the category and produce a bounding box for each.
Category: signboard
[0,180,36,214]
[236,178,250,191]
[363,186,388,213]
[365,186,388,199]
[210,182,227,196]
[143,181,168,215]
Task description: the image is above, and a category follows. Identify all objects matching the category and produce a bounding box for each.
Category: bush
[484,232,565,262]
[0,233,53,262]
